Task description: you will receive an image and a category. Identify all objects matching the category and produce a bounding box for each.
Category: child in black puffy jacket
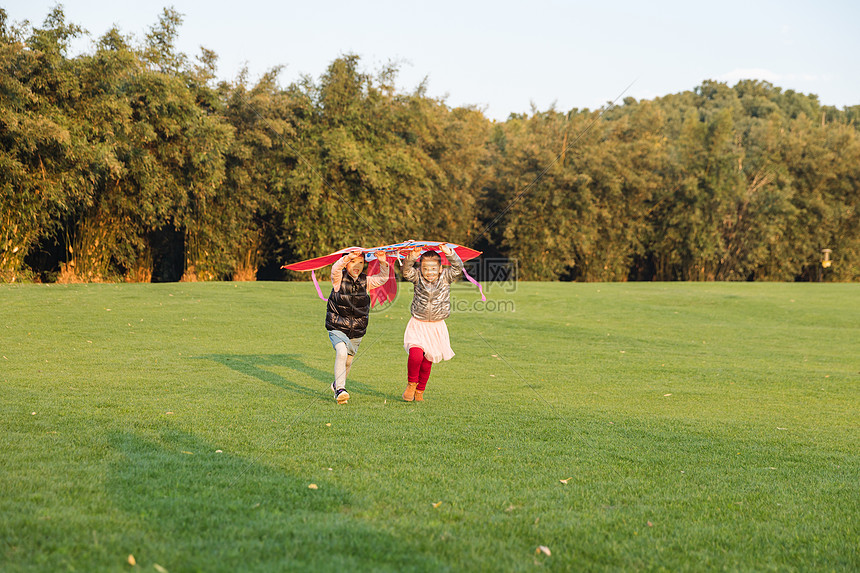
[325,250,389,404]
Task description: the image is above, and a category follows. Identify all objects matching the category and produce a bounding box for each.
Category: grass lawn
[1,280,858,571]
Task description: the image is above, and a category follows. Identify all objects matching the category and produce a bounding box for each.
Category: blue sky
[5,0,859,120]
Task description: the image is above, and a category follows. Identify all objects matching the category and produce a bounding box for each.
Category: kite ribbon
[310,270,326,301]
[461,267,486,302]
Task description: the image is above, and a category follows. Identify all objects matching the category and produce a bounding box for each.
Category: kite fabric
[282,240,486,305]
[307,256,396,306]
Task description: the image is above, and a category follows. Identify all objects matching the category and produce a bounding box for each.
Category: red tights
[407,346,433,391]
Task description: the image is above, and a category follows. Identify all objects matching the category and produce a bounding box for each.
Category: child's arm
[330,251,360,292]
[401,247,421,284]
[367,251,390,290]
[440,244,463,283]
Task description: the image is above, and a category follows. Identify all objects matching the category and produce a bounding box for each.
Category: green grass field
[1,281,858,572]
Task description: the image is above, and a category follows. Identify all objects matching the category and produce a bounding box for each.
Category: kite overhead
[282,240,486,305]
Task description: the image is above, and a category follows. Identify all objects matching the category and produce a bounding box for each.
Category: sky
[4,0,859,121]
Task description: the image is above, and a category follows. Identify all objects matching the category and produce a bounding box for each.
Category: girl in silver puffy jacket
[400,243,462,401]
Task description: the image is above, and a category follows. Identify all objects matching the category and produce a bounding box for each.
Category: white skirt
[403,317,454,363]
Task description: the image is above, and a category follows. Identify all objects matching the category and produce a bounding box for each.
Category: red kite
[282,240,485,305]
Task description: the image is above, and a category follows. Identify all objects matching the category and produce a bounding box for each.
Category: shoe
[335,388,350,404]
[414,389,424,402]
[402,382,417,401]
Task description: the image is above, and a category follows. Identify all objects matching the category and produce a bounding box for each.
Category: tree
[0,7,90,280]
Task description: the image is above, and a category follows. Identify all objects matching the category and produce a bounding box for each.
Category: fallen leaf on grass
[432,501,443,508]
[504,504,516,512]
[181,451,193,455]
[647,521,653,527]
[325,423,331,427]
[559,477,572,484]
[536,545,551,556]
[215,450,223,454]
[127,554,136,566]
[663,393,672,397]
[165,412,174,415]
[490,374,495,377]
[308,484,318,490]
[153,565,167,573]
[776,427,787,430]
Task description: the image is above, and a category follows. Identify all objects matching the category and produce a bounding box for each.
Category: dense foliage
[2,7,858,282]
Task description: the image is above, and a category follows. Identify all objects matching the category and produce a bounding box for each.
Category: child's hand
[411,247,423,258]
[439,244,454,256]
[347,250,363,261]
[374,251,387,265]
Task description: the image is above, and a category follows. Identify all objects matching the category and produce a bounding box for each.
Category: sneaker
[335,388,350,404]
[414,389,424,402]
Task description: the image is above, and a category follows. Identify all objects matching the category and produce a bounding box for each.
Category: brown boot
[402,382,417,401]
[414,389,424,402]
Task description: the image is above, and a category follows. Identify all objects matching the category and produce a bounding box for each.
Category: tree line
[2,7,858,283]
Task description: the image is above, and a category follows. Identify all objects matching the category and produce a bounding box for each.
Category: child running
[400,243,462,401]
[326,250,389,404]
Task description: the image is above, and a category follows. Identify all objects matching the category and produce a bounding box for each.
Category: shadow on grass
[200,353,388,399]
[106,428,442,571]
